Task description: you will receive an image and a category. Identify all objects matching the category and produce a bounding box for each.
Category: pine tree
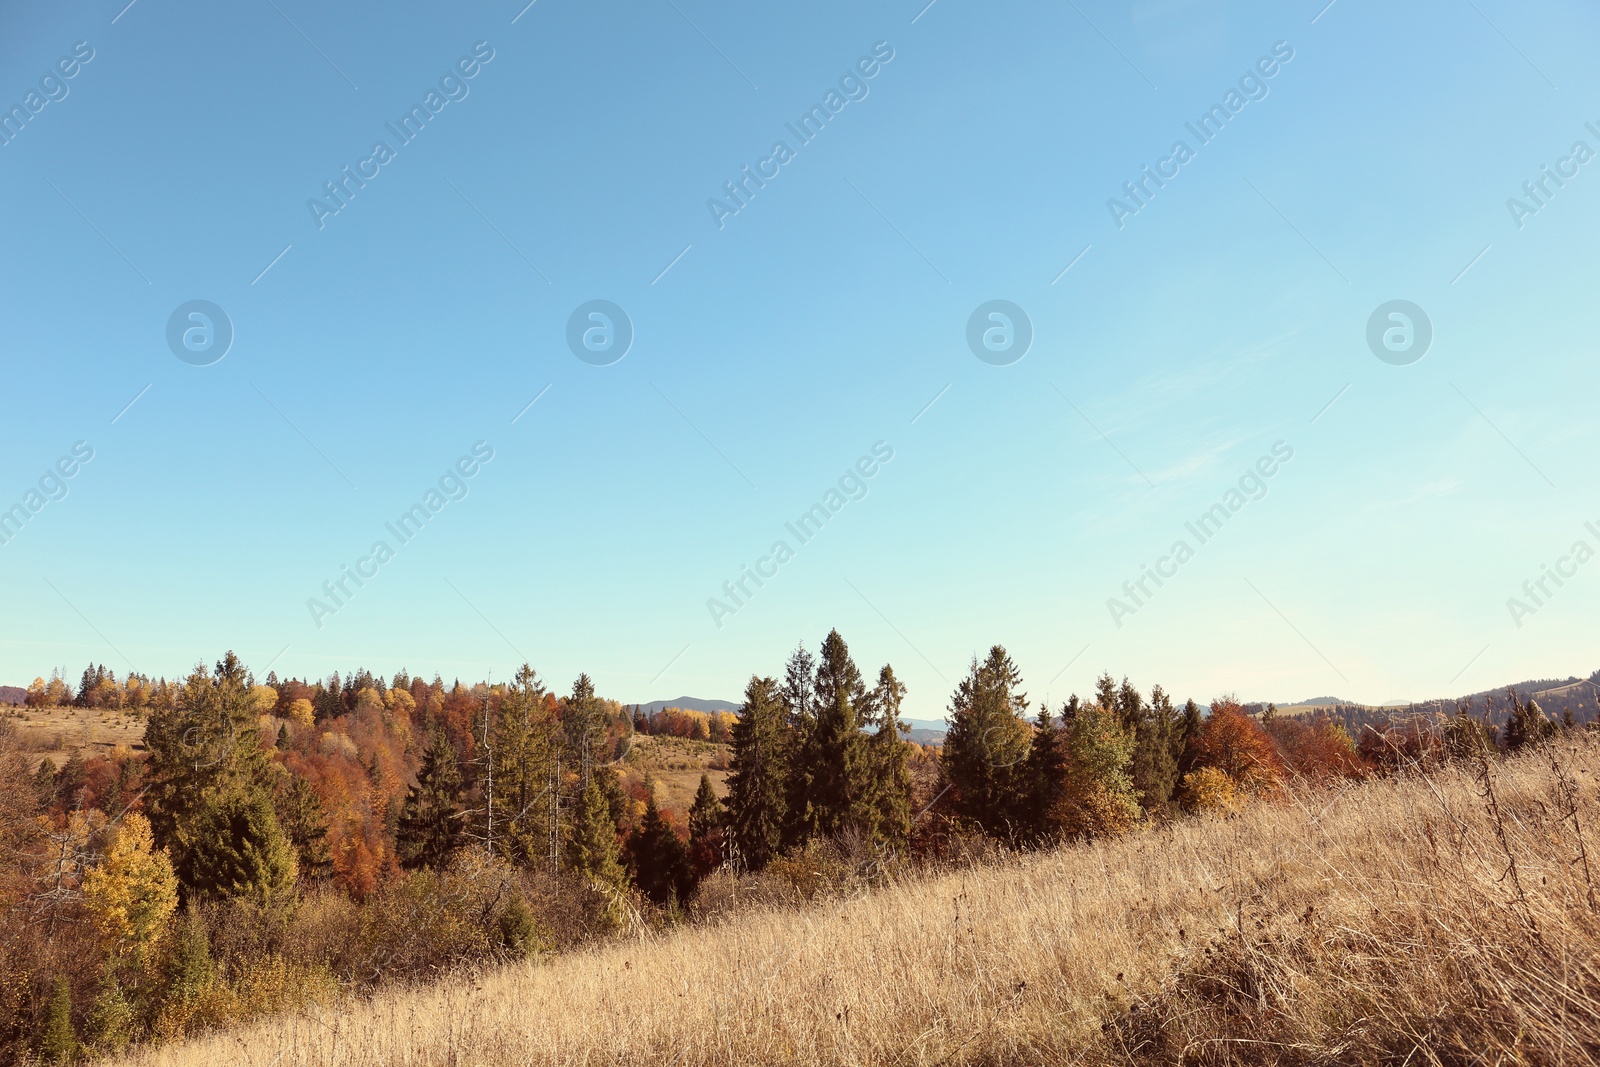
[808,630,870,838]
[687,773,725,878]
[1503,692,1555,752]
[864,664,912,850]
[397,724,463,869]
[625,793,691,906]
[565,773,624,888]
[940,646,1030,839]
[1174,698,1203,777]
[1060,699,1139,838]
[726,675,788,871]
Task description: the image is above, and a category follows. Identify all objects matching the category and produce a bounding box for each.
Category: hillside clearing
[115,739,1600,1067]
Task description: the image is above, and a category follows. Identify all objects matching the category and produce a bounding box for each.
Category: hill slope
[116,739,1600,1067]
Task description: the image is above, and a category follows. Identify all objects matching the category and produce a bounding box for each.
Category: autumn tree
[82,812,178,961]
[1182,698,1284,805]
[941,646,1030,838]
[726,675,788,871]
[1059,697,1139,838]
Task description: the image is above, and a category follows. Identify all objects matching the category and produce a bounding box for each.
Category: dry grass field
[113,739,1600,1067]
[0,704,145,771]
[625,733,729,813]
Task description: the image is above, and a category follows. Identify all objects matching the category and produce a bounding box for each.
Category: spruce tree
[183,788,297,904]
[566,773,624,888]
[687,773,725,878]
[625,793,691,906]
[1174,698,1203,776]
[275,775,333,879]
[865,664,912,849]
[488,663,554,867]
[37,975,77,1065]
[809,630,870,838]
[1019,705,1068,845]
[397,723,463,869]
[1131,684,1179,814]
[779,645,818,849]
[726,675,788,871]
[940,646,1030,838]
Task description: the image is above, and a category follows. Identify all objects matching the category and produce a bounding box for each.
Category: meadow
[110,735,1600,1067]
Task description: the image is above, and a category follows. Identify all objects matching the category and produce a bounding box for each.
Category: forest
[0,633,1584,1064]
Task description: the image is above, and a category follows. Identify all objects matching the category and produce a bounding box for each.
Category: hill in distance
[636,696,740,715]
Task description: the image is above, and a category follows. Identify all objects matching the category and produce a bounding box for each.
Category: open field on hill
[624,733,730,813]
[0,705,145,771]
[114,738,1600,1067]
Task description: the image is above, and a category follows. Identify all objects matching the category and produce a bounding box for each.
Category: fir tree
[808,630,870,838]
[941,646,1030,838]
[1174,698,1203,777]
[183,788,297,904]
[1131,684,1179,814]
[275,775,333,879]
[488,664,554,867]
[779,645,818,849]
[625,793,691,906]
[37,975,77,1064]
[397,723,463,869]
[565,773,624,888]
[726,675,788,871]
[687,773,725,878]
[865,664,912,849]
[1018,705,1068,845]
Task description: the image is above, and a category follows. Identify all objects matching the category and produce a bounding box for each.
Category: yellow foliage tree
[83,813,178,957]
[287,699,316,728]
[249,685,279,715]
[1180,766,1240,815]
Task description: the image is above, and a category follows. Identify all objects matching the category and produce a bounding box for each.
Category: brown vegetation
[110,736,1600,1066]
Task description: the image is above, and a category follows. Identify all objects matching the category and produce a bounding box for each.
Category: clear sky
[2,0,1598,719]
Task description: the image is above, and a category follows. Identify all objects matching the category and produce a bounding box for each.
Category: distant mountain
[0,686,26,706]
[1288,696,1349,706]
[635,696,740,715]
[903,718,947,745]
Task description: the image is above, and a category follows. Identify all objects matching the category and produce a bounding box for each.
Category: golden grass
[2,704,146,771]
[116,740,1600,1066]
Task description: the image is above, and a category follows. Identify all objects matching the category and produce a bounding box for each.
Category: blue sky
[2,0,1598,719]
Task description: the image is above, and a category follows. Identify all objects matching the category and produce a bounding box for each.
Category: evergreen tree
[488,664,555,867]
[142,653,276,888]
[37,975,77,1064]
[563,674,607,787]
[808,630,870,838]
[779,644,818,849]
[864,664,912,849]
[565,772,624,888]
[1018,705,1068,845]
[275,723,290,750]
[183,788,297,904]
[1503,692,1555,752]
[624,793,691,906]
[1131,684,1179,814]
[940,646,1030,838]
[726,675,789,871]
[397,723,463,869]
[275,775,332,879]
[1060,699,1139,838]
[1174,698,1204,777]
[687,773,725,878]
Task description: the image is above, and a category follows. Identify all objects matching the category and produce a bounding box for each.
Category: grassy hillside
[114,738,1600,1066]
[0,704,145,771]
